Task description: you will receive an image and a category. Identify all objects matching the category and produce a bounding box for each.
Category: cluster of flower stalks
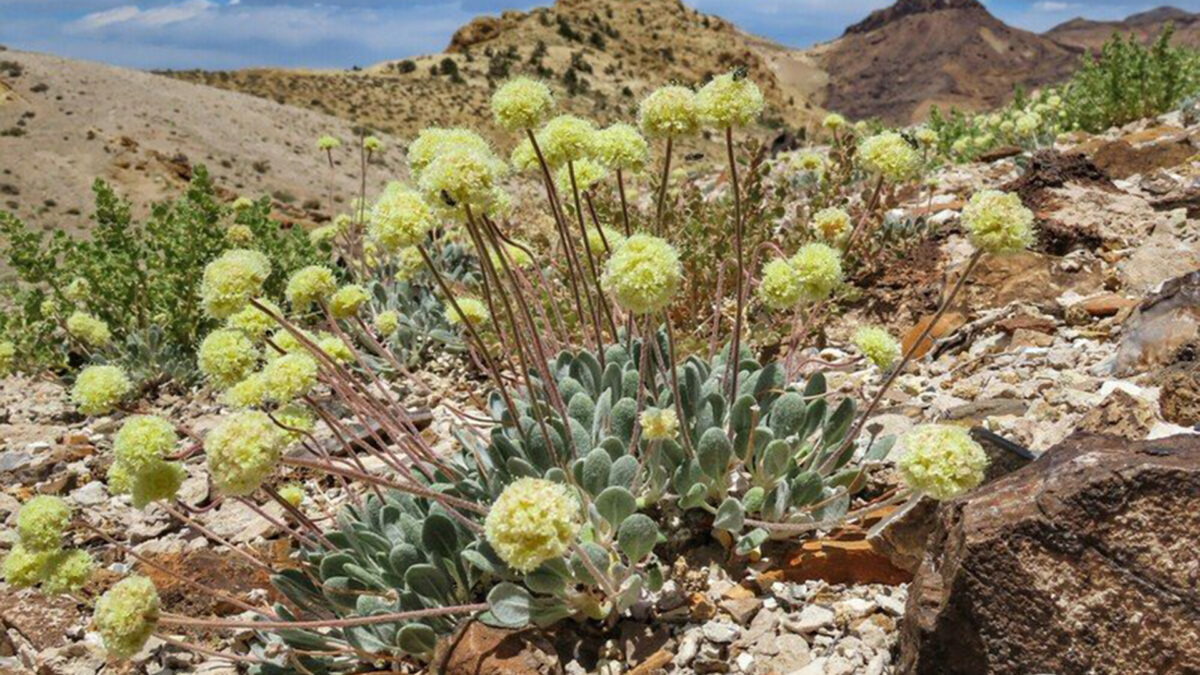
[2,72,1038,671]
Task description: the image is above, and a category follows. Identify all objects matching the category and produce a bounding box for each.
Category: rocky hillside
[0,49,400,237]
[1045,6,1200,52]
[163,0,825,145]
[813,0,1080,123]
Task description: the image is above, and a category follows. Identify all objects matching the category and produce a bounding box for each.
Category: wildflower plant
[17,70,1042,672]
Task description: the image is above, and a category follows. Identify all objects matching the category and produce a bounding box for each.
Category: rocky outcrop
[899,433,1200,674]
[1114,270,1200,375]
[842,0,985,35]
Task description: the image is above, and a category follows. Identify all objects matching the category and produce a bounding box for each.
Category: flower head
[2,544,50,589]
[64,278,90,303]
[374,310,400,337]
[198,329,260,388]
[317,135,341,151]
[811,206,851,241]
[510,137,539,173]
[790,151,825,175]
[41,548,94,594]
[278,483,305,508]
[329,284,369,319]
[72,365,132,416]
[225,224,254,245]
[640,407,679,441]
[757,258,805,310]
[488,240,535,270]
[788,243,843,303]
[286,265,337,310]
[205,411,286,496]
[370,182,434,252]
[696,72,764,128]
[226,299,280,340]
[492,77,556,131]
[262,352,319,403]
[94,576,160,660]
[854,326,900,370]
[555,157,608,196]
[66,311,112,348]
[445,297,489,327]
[394,246,426,282]
[601,234,682,314]
[822,113,846,131]
[961,190,1035,255]
[223,373,266,408]
[126,459,186,509]
[419,146,503,209]
[113,415,177,477]
[858,131,921,182]
[539,115,596,167]
[593,123,649,172]
[363,135,384,152]
[898,424,989,500]
[317,334,353,363]
[231,196,255,211]
[17,496,70,552]
[0,341,14,376]
[201,249,271,319]
[1014,111,1041,136]
[584,226,624,257]
[484,477,580,572]
[309,224,338,246]
[638,85,699,138]
[915,127,938,147]
[407,127,493,178]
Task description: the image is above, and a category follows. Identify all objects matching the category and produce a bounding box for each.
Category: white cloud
[69,0,216,32]
[1032,1,1082,11]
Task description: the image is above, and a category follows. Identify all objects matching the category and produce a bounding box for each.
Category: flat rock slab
[900,432,1200,674]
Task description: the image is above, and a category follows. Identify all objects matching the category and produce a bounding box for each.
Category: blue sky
[0,0,1193,70]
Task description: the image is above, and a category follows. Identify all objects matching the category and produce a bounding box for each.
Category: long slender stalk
[723,126,746,407]
[654,136,674,235]
[160,502,273,573]
[822,250,983,474]
[160,603,489,630]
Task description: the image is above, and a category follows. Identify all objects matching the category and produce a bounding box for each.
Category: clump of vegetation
[1,70,1037,672]
[0,168,320,382]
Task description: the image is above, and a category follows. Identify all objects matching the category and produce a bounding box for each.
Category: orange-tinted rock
[760,532,912,587]
[1077,292,1138,317]
[901,312,967,361]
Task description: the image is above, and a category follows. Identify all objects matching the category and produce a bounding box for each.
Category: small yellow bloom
[484,477,580,572]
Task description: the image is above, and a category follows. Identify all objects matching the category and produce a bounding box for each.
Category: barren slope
[161,0,824,147]
[816,0,1081,124]
[1044,6,1200,52]
[0,49,400,236]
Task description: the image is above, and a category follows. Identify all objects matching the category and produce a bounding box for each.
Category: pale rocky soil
[2,108,1200,673]
[0,49,401,240]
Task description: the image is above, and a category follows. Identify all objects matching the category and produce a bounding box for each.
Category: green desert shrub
[0,167,320,382]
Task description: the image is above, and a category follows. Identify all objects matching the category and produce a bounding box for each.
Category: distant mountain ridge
[1044,5,1200,52]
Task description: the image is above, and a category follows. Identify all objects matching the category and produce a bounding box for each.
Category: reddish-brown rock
[437,622,558,675]
[899,433,1200,675]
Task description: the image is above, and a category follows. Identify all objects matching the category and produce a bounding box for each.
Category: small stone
[785,605,835,634]
[833,598,876,623]
[735,651,755,673]
[674,630,701,667]
[874,593,905,617]
[719,596,762,625]
[760,633,812,673]
[703,621,740,644]
[69,481,107,507]
[788,657,826,675]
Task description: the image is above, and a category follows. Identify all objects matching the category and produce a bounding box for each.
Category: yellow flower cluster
[374,310,400,337]
[316,135,341,150]
[278,483,305,507]
[16,495,70,552]
[0,341,14,376]
[226,299,279,340]
[370,182,434,252]
[72,364,132,416]
[484,477,580,572]
[491,77,556,131]
[960,190,1035,255]
[789,243,843,303]
[510,138,539,173]
[696,72,764,128]
[811,207,851,241]
[822,113,846,131]
[790,151,825,175]
[205,411,286,496]
[94,576,160,659]
[853,326,900,370]
[109,415,185,509]
[445,297,489,327]
[40,549,94,594]
[858,131,921,182]
[329,284,369,319]
[757,258,805,310]
[638,85,699,139]
[4,496,94,595]
[915,127,938,147]
[223,373,266,408]
[407,127,493,178]
[898,424,989,500]
[593,123,649,172]
[639,407,679,441]
[601,234,682,314]
[225,224,254,245]
[64,278,90,302]
[198,328,259,388]
[418,146,504,209]
[555,157,608,196]
[262,352,319,403]
[585,226,624,257]
[317,334,353,363]
[394,246,426,282]
[363,136,384,153]
[66,311,112,347]
[539,115,597,167]
[200,249,271,319]
[285,265,337,310]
